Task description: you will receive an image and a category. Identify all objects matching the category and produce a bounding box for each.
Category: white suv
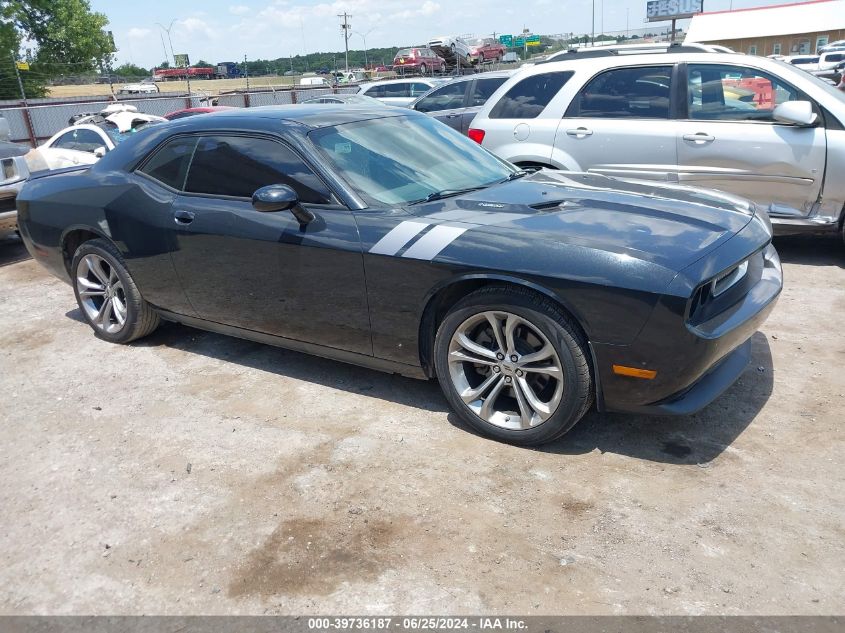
[470,50,845,239]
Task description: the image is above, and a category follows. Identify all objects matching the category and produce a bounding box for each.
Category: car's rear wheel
[434,286,593,446]
[71,239,160,344]
[419,63,427,75]
[439,63,446,74]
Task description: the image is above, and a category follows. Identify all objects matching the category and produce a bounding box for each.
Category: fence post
[20,102,36,147]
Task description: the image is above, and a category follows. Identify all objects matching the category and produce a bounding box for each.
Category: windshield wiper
[498,170,528,184]
[408,185,488,205]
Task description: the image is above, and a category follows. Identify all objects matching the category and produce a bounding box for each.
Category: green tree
[0,0,113,99]
[113,62,149,78]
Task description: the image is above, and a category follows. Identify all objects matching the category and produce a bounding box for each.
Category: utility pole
[338,12,352,72]
[159,32,169,66]
[244,54,250,92]
[591,0,595,46]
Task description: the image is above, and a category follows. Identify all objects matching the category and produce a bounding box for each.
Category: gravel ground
[0,234,843,615]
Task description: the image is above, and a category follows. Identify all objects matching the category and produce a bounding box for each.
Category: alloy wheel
[76,254,128,335]
[447,311,564,430]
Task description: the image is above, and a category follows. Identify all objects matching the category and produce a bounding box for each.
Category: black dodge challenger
[17,106,783,445]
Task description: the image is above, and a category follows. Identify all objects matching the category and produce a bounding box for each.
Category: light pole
[353,27,376,68]
[155,20,176,64]
[591,0,595,46]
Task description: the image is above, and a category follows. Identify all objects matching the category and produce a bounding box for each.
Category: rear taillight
[468,128,485,144]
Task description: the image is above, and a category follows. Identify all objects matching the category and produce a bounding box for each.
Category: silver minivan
[470,51,845,240]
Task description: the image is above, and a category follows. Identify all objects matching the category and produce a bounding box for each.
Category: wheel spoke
[77,276,105,297]
[484,312,507,353]
[518,342,555,366]
[449,349,497,366]
[86,256,110,286]
[112,296,127,326]
[521,363,562,377]
[96,298,113,328]
[504,313,521,354]
[455,332,497,361]
[512,378,536,428]
[459,371,501,404]
[516,376,553,421]
[478,375,507,420]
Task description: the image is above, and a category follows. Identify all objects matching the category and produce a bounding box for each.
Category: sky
[90,0,796,68]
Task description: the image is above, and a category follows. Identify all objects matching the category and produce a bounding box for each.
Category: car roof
[360,77,440,87]
[166,104,415,129]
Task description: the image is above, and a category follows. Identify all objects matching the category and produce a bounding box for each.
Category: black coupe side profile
[17,106,782,445]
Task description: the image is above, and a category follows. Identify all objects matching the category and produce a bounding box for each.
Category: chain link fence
[0,85,361,147]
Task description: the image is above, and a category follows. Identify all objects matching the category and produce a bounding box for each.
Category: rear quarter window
[489,71,573,119]
[137,136,198,190]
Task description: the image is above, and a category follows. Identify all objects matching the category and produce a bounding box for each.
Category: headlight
[711,259,749,297]
[1,158,18,183]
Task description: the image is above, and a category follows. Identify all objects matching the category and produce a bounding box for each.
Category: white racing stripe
[368,211,532,259]
[401,225,468,260]
[368,220,429,255]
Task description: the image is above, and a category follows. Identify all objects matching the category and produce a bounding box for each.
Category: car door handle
[173,210,195,225]
[683,133,715,143]
[565,127,593,137]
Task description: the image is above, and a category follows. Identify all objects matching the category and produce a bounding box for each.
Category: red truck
[153,67,215,81]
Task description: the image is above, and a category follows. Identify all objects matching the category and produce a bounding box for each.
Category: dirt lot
[0,234,843,615]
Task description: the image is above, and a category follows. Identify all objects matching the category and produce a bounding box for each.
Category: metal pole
[591,0,595,46]
[12,54,26,103]
[338,12,351,72]
[159,32,169,66]
[671,18,676,42]
[244,54,250,92]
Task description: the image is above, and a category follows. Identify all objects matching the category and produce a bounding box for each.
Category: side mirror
[251,184,315,225]
[93,146,107,158]
[772,100,818,126]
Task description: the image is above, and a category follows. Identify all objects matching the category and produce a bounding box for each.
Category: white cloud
[229,4,251,14]
[126,27,151,39]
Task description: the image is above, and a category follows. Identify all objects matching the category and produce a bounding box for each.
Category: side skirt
[155,309,428,380]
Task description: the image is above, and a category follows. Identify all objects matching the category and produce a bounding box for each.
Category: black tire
[439,63,446,74]
[71,238,160,344]
[434,286,593,446]
[419,63,427,75]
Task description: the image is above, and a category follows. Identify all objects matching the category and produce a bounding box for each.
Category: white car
[818,50,845,71]
[358,78,450,107]
[784,55,820,72]
[469,48,845,240]
[429,35,473,66]
[117,82,159,95]
[32,105,166,170]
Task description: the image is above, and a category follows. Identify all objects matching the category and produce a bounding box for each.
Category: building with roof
[685,0,845,56]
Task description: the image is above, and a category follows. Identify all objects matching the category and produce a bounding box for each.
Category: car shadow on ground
[0,236,30,267]
[774,234,845,268]
[76,315,452,414]
[447,331,775,465]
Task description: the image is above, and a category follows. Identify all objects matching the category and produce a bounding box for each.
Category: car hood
[405,171,758,271]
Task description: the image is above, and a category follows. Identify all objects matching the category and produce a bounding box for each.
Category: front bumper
[594,241,782,415]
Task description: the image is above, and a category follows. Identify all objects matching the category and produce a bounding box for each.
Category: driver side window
[183,135,334,204]
[415,81,467,112]
[687,64,802,122]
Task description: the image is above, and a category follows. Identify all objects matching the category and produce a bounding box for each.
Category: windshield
[309,114,517,206]
[94,120,160,145]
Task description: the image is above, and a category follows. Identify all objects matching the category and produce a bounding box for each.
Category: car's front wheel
[71,239,160,344]
[419,63,427,75]
[434,286,593,446]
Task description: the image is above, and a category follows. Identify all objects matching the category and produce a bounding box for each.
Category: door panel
[167,134,371,355]
[555,65,679,180]
[677,63,826,216]
[169,197,372,354]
